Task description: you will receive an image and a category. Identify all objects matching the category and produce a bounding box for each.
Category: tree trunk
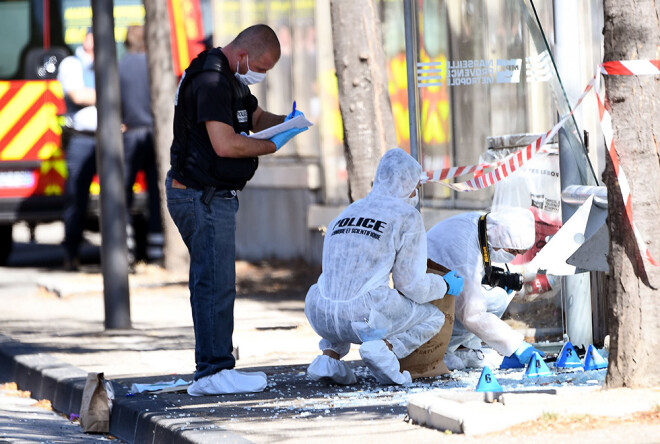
[602,0,660,388]
[330,0,398,201]
[143,0,189,270]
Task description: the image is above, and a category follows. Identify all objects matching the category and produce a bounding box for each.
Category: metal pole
[403,0,420,163]
[91,0,131,330]
[554,0,592,348]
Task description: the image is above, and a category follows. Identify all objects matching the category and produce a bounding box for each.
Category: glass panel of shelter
[407,0,601,347]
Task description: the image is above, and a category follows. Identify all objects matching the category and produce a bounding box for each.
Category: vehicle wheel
[0,224,13,266]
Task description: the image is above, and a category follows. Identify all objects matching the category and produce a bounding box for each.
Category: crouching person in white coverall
[304,148,464,385]
[426,208,545,370]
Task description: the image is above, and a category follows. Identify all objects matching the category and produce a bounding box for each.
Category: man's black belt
[172,177,236,195]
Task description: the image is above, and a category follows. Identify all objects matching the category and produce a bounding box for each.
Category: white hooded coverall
[426,209,535,357]
[305,148,448,359]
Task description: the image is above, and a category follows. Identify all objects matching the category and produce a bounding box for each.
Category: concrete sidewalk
[0,262,659,443]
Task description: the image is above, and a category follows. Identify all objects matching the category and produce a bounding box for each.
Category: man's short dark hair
[233,24,281,60]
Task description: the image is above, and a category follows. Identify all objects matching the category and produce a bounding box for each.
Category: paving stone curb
[406,390,556,435]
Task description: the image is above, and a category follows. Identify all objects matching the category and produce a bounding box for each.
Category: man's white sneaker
[359,340,412,385]
[187,369,267,396]
[307,355,357,385]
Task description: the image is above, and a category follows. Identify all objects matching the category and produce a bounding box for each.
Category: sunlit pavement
[0,222,659,443]
[0,382,123,443]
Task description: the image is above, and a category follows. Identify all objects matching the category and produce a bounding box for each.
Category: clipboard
[248,114,313,140]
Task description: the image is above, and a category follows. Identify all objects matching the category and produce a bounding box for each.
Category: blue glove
[269,126,308,151]
[443,270,464,296]
[503,286,514,295]
[513,341,545,365]
[285,109,304,121]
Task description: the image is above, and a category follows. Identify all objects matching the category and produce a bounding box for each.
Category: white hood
[487,208,535,250]
[370,148,421,200]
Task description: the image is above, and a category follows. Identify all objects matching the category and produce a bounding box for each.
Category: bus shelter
[401,0,605,350]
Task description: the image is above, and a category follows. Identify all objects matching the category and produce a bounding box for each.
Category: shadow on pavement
[0,320,195,357]
[6,240,100,270]
[236,260,321,302]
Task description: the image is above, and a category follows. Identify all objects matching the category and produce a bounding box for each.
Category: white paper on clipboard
[248,115,313,140]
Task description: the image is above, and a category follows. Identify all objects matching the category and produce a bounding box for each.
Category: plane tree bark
[143,0,189,270]
[330,0,398,201]
[602,0,660,388]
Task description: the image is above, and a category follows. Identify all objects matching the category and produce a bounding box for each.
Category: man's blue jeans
[166,173,238,380]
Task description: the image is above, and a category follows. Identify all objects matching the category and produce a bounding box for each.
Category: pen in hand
[287,101,296,120]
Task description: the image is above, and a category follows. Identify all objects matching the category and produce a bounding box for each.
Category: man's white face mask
[406,193,419,208]
[235,55,266,85]
[489,245,516,263]
[406,182,421,207]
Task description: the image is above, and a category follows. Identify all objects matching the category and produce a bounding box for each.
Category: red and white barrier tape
[421,76,596,191]
[423,146,555,183]
[594,64,659,266]
[600,60,660,75]
[420,59,659,266]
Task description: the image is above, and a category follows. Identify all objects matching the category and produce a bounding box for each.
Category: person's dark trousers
[165,173,238,380]
[62,133,97,264]
[123,128,162,231]
[143,141,164,261]
[123,128,163,261]
[142,135,162,235]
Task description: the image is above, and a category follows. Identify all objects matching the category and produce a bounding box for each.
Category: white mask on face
[235,55,266,85]
[489,245,516,263]
[406,193,419,208]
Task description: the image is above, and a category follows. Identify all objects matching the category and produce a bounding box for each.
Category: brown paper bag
[398,259,455,379]
[79,372,110,433]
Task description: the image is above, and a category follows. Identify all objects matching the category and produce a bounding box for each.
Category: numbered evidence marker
[555,341,583,370]
[583,344,608,371]
[475,366,503,392]
[523,352,552,378]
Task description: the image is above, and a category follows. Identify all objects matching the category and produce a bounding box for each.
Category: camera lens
[482,267,523,292]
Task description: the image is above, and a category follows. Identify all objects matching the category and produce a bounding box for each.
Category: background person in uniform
[426,208,544,370]
[304,148,464,386]
[119,24,163,264]
[57,28,96,271]
[166,24,308,396]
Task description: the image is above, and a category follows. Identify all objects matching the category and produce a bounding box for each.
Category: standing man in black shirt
[166,24,308,396]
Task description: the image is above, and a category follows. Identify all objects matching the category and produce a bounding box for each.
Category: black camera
[482,266,523,292]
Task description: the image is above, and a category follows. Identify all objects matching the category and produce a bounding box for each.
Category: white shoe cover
[307,355,357,385]
[359,340,412,385]
[187,369,267,396]
[454,348,484,368]
[444,352,466,371]
[452,348,503,369]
